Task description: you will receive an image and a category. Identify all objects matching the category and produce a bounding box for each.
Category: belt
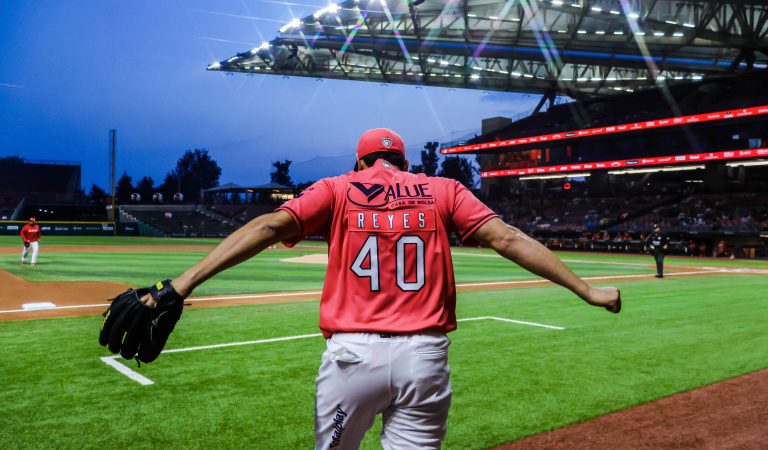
[378,332,407,338]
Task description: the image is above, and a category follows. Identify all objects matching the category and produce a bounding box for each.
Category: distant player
[20,217,41,265]
[646,223,669,278]
[136,128,621,449]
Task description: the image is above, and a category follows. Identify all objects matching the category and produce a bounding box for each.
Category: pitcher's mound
[280,253,328,265]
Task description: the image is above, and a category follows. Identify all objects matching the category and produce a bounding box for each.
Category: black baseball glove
[99,279,184,364]
[24,241,30,248]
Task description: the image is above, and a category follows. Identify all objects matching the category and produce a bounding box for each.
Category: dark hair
[356,151,406,171]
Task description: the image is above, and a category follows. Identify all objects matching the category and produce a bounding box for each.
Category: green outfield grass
[1,240,767,449]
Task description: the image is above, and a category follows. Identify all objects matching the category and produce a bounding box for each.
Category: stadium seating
[120,205,237,237]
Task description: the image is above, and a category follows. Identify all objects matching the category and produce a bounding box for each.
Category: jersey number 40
[351,235,425,292]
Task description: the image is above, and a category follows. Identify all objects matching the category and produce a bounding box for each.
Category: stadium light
[654,31,665,36]
[520,172,591,180]
[208,62,221,70]
[725,160,768,167]
[607,165,704,175]
[590,6,601,12]
[673,32,684,37]
[280,18,302,33]
[609,10,620,15]
[470,74,480,80]
[627,12,639,19]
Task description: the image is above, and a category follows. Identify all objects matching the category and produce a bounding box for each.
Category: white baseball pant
[22,241,39,264]
[314,332,452,449]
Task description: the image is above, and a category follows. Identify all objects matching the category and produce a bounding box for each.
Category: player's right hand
[583,286,621,314]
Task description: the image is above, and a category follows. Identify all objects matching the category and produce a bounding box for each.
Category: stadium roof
[207,0,768,98]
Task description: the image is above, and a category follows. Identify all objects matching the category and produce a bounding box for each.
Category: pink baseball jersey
[278,159,497,338]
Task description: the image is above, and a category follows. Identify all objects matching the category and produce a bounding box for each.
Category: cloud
[0,82,25,89]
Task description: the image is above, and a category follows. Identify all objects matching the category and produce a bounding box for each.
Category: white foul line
[100,356,155,386]
[459,316,565,330]
[99,316,564,385]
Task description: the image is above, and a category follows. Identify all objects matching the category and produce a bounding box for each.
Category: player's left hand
[583,285,621,314]
[99,279,185,363]
[23,241,30,248]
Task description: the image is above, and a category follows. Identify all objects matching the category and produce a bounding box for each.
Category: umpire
[646,224,669,278]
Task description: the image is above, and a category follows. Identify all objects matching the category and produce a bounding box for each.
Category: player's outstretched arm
[472,218,621,313]
[141,211,298,305]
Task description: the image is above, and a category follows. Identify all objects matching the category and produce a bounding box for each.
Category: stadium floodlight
[683,23,695,28]
[470,74,480,80]
[439,60,449,66]
[467,13,477,17]
[725,160,768,167]
[613,31,624,35]
[280,18,303,33]
[326,3,339,14]
[590,6,601,12]
[607,165,704,175]
[609,10,620,15]
[595,30,605,35]
[259,42,270,50]
[665,20,677,25]
[207,62,221,70]
[489,16,499,20]
[635,31,646,36]
[552,0,563,5]
[577,29,587,34]
[627,12,639,19]
[520,173,591,180]
[654,31,665,36]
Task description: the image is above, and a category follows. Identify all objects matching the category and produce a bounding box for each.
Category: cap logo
[381,137,393,148]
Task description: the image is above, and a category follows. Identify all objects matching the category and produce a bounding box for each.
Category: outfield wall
[0,221,136,236]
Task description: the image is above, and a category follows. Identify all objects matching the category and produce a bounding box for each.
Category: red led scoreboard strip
[480,148,768,178]
[442,104,768,154]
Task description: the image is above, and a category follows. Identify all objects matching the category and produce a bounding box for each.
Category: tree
[115,172,134,203]
[409,163,424,174]
[438,156,475,189]
[167,149,222,202]
[88,184,108,203]
[136,176,155,202]
[421,142,440,176]
[270,160,294,187]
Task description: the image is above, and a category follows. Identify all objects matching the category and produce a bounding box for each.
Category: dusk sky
[0,0,542,190]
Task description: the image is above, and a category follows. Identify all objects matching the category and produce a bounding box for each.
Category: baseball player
[646,223,669,278]
[20,217,41,265]
[137,129,620,449]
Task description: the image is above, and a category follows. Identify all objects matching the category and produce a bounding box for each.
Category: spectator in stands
[715,240,727,257]
[698,241,708,257]
[688,239,697,256]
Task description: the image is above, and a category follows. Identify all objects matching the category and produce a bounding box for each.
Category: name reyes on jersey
[349,209,436,233]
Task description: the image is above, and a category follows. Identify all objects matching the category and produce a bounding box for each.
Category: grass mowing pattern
[2,268,767,449]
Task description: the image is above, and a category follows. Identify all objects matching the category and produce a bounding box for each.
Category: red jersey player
[140,128,620,449]
[20,217,41,265]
